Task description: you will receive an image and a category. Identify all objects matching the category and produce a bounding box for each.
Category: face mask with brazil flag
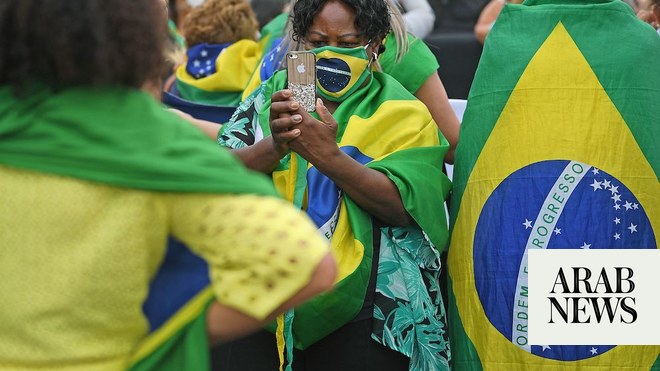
[312,43,372,102]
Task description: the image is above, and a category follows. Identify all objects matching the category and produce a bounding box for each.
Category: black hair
[291,0,391,43]
[0,0,167,94]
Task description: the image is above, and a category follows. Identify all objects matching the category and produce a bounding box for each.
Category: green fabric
[447,277,483,371]
[130,301,211,371]
[653,355,660,370]
[451,0,660,219]
[448,0,660,368]
[220,70,450,354]
[260,12,289,53]
[176,79,243,106]
[0,86,276,196]
[168,19,186,49]
[380,33,439,95]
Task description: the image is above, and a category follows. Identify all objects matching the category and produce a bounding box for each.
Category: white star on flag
[628,223,638,234]
[193,60,200,67]
[592,168,600,175]
[609,185,619,195]
[206,60,212,65]
[523,219,533,229]
[201,50,208,57]
[632,203,639,210]
[602,179,611,188]
[590,179,602,191]
[580,242,591,249]
[614,203,621,210]
[590,347,598,355]
[614,217,621,225]
[554,228,561,235]
[614,233,621,240]
[623,201,633,211]
[542,345,551,351]
[611,193,622,203]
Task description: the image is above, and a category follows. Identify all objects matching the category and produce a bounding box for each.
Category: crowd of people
[0,0,658,370]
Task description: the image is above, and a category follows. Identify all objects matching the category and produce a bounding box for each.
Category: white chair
[445,98,467,181]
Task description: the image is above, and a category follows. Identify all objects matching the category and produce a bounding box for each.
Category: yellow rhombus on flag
[447,0,660,369]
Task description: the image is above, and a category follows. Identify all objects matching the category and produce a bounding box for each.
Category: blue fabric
[305,146,372,228]
[143,237,211,332]
[185,43,231,79]
[473,160,656,361]
[162,89,236,124]
[260,38,284,82]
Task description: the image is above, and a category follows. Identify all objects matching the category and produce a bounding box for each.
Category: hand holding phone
[286,51,316,112]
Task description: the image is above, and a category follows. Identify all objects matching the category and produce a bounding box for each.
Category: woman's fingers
[271,115,302,133]
[271,89,293,103]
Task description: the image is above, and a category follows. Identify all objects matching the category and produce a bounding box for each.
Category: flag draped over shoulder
[176,40,261,106]
[219,71,452,368]
[0,86,278,371]
[447,0,660,369]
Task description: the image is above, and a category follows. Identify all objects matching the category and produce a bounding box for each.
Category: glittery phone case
[286,51,316,112]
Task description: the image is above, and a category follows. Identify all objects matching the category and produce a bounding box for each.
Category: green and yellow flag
[175,40,261,106]
[220,71,451,362]
[448,0,660,369]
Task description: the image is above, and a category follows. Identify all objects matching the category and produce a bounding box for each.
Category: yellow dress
[0,165,329,371]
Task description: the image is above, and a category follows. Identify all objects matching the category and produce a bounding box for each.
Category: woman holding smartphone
[216,0,451,370]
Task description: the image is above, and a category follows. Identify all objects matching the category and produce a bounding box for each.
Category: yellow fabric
[176,40,261,92]
[339,100,438,161]
[448,23,660,369]
[0,165,328,371]
[130,288,213,365]
[276,315,285,371]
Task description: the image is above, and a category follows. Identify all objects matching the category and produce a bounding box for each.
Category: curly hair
[0,0,167,94]
[291,0,391,44]
[181,0,259,47]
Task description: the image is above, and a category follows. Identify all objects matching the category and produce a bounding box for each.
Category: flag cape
[176,40,261,106]
[219,71,450,351]
[259,12,288,56]
[241,12,289,101]
[447,0,660,369]
[0,86,278,370]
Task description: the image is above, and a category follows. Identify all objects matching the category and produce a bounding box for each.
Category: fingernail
[291,102,299,110]
[292,115,302,122]
[316,98,323,106]
[292,129,300,136]
[283,89,292,97]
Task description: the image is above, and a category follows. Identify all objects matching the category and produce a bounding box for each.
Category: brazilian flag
[447,0,660,369]
[176,40,261,106]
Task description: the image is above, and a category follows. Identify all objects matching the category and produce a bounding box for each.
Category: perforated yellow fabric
[0,165,328,370]
[169,193,329,320]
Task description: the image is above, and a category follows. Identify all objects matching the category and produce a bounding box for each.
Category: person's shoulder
[372,72,419,101]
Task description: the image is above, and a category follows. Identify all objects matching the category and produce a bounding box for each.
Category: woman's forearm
[313,150,412,227]
[206,252,336,346]
[231,137,286,174]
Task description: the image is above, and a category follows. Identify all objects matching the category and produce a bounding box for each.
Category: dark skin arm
[286,96,412,227]
[414,72,459,164]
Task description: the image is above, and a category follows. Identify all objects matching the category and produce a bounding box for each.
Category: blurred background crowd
[165,0,660,100]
